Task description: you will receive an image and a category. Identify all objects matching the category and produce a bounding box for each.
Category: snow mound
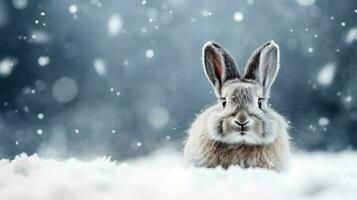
[0,151,356,200]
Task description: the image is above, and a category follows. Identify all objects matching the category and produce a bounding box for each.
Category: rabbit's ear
[244,41,280,96]
[203,41,240,96]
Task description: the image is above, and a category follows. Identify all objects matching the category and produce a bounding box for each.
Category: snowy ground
[0,151,356,200]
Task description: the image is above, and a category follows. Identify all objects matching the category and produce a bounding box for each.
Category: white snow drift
[0,151,356,200]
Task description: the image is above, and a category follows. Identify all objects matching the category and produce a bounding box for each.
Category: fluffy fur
[184,41,290,171]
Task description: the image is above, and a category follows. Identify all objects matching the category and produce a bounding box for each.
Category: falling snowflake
[123,59,129,66]
[145,49,154,58]
[308,124,316,132]
[247,0,255,5]
[296,0,316,6]
[233,12,244,22]
[37,129,43,135]
[93,58,107,77]
[108,14,123,36]
[201,9,212,17]
[344,96,352,103]
[345,27,357,44]
[38,56,50,66]
[317,63,336,86]
[37,113,44,120]
[318,117,329,126]
[12,0,28,10]
[69,4,78,14]
[0,57,18,77]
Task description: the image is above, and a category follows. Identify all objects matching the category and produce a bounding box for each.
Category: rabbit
[184,40,290,172]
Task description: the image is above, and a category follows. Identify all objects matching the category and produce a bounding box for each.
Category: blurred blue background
[0,0,356,159]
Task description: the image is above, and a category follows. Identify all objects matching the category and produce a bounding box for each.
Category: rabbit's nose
[235,120,249,127]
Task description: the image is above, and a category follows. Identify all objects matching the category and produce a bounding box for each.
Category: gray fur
[184,41,290,172]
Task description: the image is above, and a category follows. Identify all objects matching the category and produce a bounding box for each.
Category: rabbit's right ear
[203,41,240,96]
[244,41,280,97]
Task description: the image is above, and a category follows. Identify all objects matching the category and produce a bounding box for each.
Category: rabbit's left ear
[244,41,280,96]
[203,41,240,96]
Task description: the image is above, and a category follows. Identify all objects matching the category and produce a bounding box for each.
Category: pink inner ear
[212,52,223,80]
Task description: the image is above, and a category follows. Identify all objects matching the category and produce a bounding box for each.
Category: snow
[317,63,336,86]
[344,96,352,103]
[37,113,44,120]
[108,14,122,36]
[201,9,212,17]
[38,56,50,66]
[12,0,28,10]
[123,59,129,66]
[145,49,154,58]
[93,58,107,76]
[247,0,255,5]
[36,129,43,135]
[0,151,356,200]
[345,27,357,44]
[31,31,50,44]
[296,0,316,6]
[0,57,17,77]
[318,117,329,126]
[233,12,244,22]
[69,4,78,14]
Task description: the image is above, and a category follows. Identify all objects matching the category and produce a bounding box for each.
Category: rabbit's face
[202,40,281,145]
[207,81,277,144]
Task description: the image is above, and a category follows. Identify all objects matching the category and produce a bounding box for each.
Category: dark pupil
[222,100,226,108]
[219,97,226,108]
[258,98,262,109]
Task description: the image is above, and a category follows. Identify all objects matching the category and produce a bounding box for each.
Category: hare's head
[203,41,283,145]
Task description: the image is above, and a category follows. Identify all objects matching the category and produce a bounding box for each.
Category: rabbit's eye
[219,97,226,108]
[258,98,263,109]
